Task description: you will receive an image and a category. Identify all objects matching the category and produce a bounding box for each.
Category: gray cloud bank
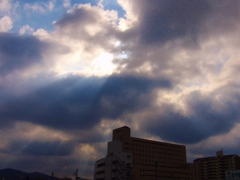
[146,89,240,144]
[1,75,170,130]
[0,33,48,75]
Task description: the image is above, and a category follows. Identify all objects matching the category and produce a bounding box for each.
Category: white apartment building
[94,141,133,180]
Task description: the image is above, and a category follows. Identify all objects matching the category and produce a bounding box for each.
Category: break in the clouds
[1,0,240,179]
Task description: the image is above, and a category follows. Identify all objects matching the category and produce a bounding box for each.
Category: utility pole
[74,169,78,180]
[73,168,82,180]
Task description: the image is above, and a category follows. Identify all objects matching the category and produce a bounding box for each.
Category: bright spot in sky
[53,51,116,77]
[114,41,121,47]
[116,51,128,59]
[91,52,116,76]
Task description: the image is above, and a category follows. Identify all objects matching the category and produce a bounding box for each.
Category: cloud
[188,123,240,159]
[1,0,240,178]
[0,122,71,144]
[143,88,240,144]
[1,132,74,157]
[117,1,240,46]
[19,25,34,35]
[0,33,48,75]
[136,0,211,44]
[24,3,46,13]
[55,3,118,41]
[18,140,74,156]
[0,75,170,131]
[113,1,240,81]
[24,1,56,13]
[0,16,12,32]
[0,0,11,14]
[63,0,71,8]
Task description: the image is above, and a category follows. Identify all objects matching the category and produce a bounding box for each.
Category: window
[97,163,105,168]
[96,170,105,175]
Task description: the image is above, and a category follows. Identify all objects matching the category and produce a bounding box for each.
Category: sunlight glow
[91,52,116,76]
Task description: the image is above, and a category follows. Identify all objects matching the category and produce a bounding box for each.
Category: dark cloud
[24,141,74,156]
[145,90,240,144]
[8,140,75,156]
[204,1,240,36]
[114,1,240,89]
[132,0,211,45]
[0,33,47,75]
[0,76,102,130]
[96,75,170,119]
[189,143,240,160]
[128,0,240,47]
[0,75,171,130]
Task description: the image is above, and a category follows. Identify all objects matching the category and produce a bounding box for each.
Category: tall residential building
[194,150,240,180]
[94,126,194,180]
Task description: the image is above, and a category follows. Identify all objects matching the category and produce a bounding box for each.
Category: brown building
[94,126,194,180]
[194,150,240,180]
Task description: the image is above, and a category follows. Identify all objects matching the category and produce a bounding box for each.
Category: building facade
[225,170,240,180]
[94,140,133,180]
[94,126,194,180]
[194,150,240,180]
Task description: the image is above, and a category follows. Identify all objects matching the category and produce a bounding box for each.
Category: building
[94,140,133,180]
[94,126,194,180]
[194,150,240,180]
[225,170,240,180]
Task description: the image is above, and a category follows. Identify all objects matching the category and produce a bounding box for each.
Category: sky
[1,0,240,179]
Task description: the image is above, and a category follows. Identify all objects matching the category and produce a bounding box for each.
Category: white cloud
[75,144,98,161]
[0,122,72,149]
[0,0,11,14]
[117,0,138,22]
[24,1,55,13]
[33,28,50,40]
[24,3,45,13]
[47,0,55,11]
[63,0,71,8]
[34,4,121,77]
[19,25,34,35]
[0,15,12,32]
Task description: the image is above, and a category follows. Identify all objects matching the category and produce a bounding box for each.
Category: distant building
[225,170,240,180]
[94,126,194,180]
[194,150,240,180]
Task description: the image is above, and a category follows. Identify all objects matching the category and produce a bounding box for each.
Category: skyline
[1,0,240,179]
